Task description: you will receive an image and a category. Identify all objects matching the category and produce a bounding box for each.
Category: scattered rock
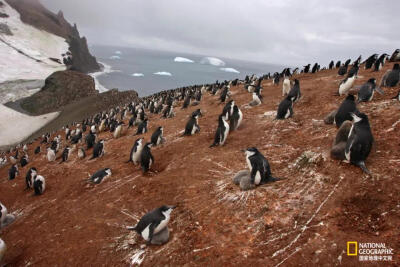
[0,23,12,35]
[292,151,324,170]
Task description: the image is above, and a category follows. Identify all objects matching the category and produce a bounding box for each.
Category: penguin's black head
[159,205,176,213]
[346,94,355,101]
[367,78,376,84]
[393,64,399,70]
[350,112,369,125]
[243,147,259,155]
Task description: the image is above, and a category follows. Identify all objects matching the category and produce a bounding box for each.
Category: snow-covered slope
[0,1,68,83]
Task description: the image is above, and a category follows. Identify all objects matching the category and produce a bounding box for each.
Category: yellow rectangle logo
[347,242,358,256]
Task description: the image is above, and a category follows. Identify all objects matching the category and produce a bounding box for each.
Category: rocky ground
[0,63,399,266]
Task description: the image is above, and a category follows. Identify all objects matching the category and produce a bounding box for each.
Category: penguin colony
[0,49,399,263]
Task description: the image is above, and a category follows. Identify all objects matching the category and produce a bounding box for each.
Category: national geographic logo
[347,242,394,262]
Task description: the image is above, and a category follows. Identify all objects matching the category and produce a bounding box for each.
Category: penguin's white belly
[253,94,261,104]
[191,125,197,135]
[149,158,153,168]
[282,81,290,95]
[339,78,355,95]
[237,111,243,129]
[368,90,374,101]
[154,216,170,234]
[141,225,151,241]
[254,171,261,185]
[221,121,229,144]
[132,149,143,164]
[285,108,291,119]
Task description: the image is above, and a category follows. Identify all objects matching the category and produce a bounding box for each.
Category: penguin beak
[168,205,176,210]
[240,149,246,153]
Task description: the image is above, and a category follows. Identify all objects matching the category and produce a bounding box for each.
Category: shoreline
[89,61,113,93]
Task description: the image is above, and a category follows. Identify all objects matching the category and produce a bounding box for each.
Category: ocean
[89,45,285,97]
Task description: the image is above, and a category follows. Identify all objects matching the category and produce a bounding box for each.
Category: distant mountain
[5,0,100,73]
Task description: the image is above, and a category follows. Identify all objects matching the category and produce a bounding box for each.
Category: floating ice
[132,73,144,77]
[115,51,122,55]
[153,71,172,76]
[174,57,194,63]
[110,55,121,60]
[200,57,226,67]
[220,67,240,74]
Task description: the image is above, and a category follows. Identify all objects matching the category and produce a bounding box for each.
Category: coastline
[89,61,113,93]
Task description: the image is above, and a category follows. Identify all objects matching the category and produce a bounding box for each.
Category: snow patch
[174,57,194,63]
[153,71,172,76]
[220,67,240,73]
[132,73,144,77]
[0,104,59,147]
[200,57,226,67]
[0,1,68,83]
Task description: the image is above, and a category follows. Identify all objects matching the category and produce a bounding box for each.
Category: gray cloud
[41,0,400,66]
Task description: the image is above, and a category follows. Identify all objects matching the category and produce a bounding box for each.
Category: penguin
[25,167,37,189]
[276,95,294,120]
[273,74,280,85]
[90,168,112,184]
[113,121,124,139]
[335,61,341,68]
[303,64,311,73]
[33,175,46,195]
[334,94,358,128]
[127,138,144,165]
[210,114,230,147]
[91,140,105,159]
[78,147,86,159]
[393,91,400,101]
[222,100,235,119]
[229,105,243,131]
[183,112,201,136]
[380,63,400,87]
[357,78,384,103]
[282,76,291,96]
[242,147,281,186]
[389,49,400,62]
[329,60,334,69]
[348,62,359,77]
[182,95,191,109]
[287,79,301,102]
[20,154,29,167]
[330,120,352,160]
[99,119,106,132]
[220,86,230,103]
[9,150,18,164]
[8,164,19,180]
[311,63,319,73]
[151,126,165,146]
[60,147,71,163]
[136,119,148,135]
[0,203,15,230]
[140,143,154,173]
[345,112,374,175]
[127,205,176,244]
[338,72,356,95]
[364,54,378,69]
[47,148,56,162]
[85,130,96,150]
[338,62,349,76]
[90,125,96,133]
[34,146,41,154]
[249,92,262,106]
[23,144,28,153]
[0,238,5,262]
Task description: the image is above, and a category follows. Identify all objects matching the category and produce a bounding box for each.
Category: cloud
[41,0,400,66]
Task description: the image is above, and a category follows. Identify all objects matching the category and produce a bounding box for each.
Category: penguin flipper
[356,161,371,175]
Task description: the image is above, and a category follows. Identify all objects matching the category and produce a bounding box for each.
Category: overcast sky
[41,0,400,66]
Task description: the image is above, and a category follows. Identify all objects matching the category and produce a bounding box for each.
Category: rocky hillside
[5,0,100,73]
[0,61,399,266]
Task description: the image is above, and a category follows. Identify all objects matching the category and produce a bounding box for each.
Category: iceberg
[115,51,122,55]
[110,55,121,60]
[174,57,194,63]
[200,57,226,67]
[153,72,172,76]
[220,67,240,74]
[132,73,144,77]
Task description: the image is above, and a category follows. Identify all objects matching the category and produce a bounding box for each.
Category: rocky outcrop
[5,0,100,73]
[20,70,97,114]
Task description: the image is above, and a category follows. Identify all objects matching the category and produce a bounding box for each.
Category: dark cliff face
[5,0,100,73]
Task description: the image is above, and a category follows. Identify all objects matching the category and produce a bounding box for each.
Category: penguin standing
[33,175,46,195]
[357,78,384,103]
[113,121,124,139]
[136,119,148,135]
[389,49,400,62]
[276,95,294,120]
[60,147,71,163]
[90,168,112,184]
[249,92,262,106]
[287,79,301,102]
[222,100,235,119]
[127,205,176,244]
[85,130,96,150]
[0,202,15,229]
[34,146,41,154]
[127,138,144,165]
[345,112,374,175]
[78,147,86,159]
[338,61,350,76]
[282,76,291,96]
[140,143,154,173]
[329,61,334,69]
[364,54,378,69]
[243,147,281,186]
[8,164,19,180]
[20,154,29,167]
[151,126,165,146]
[338,72,356,95]
[334,95,358,127]
[0,238,5,262]
[183,112,201,136]
[25,167,37,189]
[210,114,230,147]
[91,140,105,159]
[229,105,243,131]
[47,148,56,162]
[380,63,400,87]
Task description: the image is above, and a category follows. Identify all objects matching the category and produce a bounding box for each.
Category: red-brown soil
[1,63,399,266]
